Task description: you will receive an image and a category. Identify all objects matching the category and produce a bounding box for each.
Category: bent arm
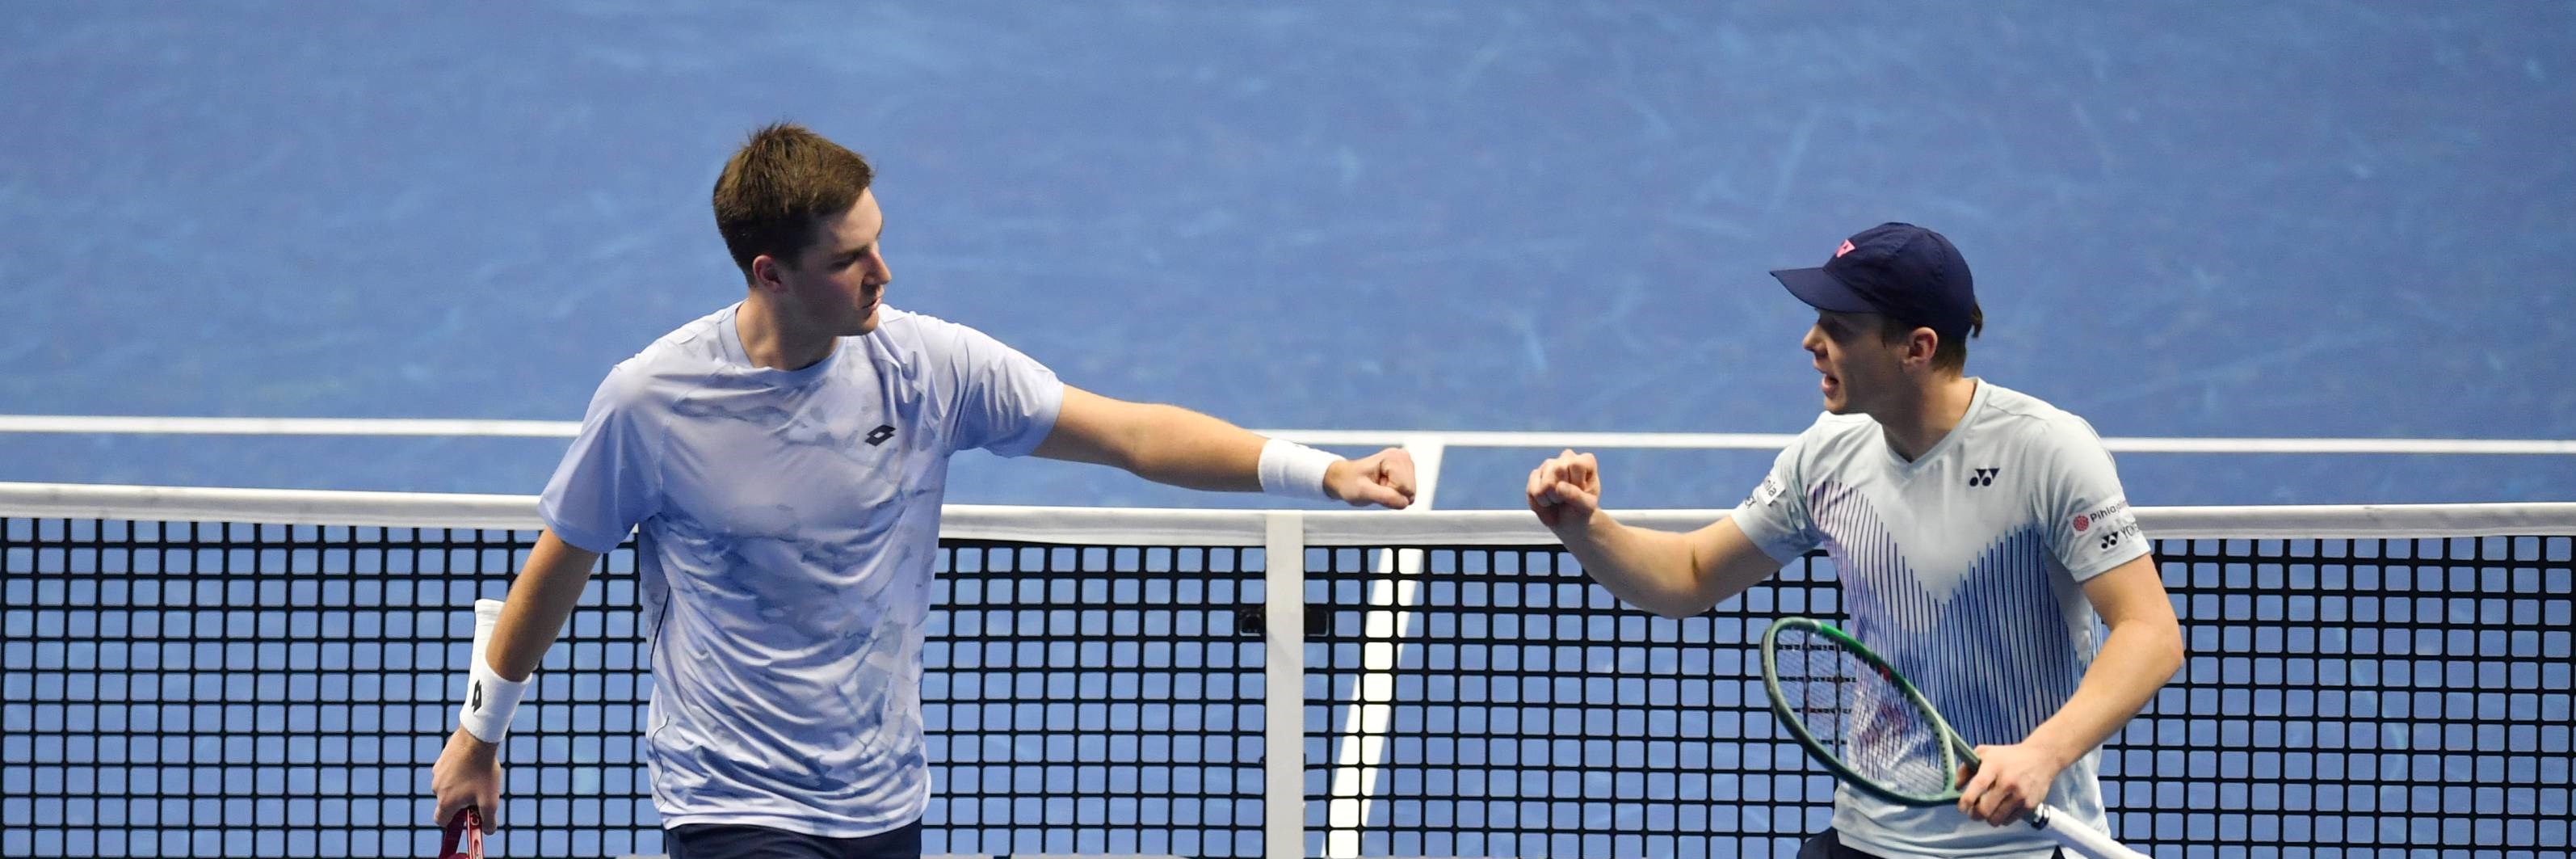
[484,530,600,680]
[2021,554,2185,763]
[1557,514,1783,619]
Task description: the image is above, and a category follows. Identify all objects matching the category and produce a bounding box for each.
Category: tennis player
[1526,223,2183,858]
[429,122,1416,858]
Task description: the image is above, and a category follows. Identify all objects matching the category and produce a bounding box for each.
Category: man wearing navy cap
[1525,224,2183,858]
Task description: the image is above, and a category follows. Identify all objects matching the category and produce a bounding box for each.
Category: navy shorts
[666,819,923,859]
[1799,828,2065,859]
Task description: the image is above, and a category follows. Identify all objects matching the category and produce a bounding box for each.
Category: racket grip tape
[2028,804,2151,859]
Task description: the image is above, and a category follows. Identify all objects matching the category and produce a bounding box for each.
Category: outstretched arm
[1032,385,1417,508]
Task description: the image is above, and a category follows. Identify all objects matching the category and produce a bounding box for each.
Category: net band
[7,480,2575,540]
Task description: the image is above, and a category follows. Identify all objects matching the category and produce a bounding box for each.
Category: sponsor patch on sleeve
[1746,475,1788,508]
[2074,499,2142,551]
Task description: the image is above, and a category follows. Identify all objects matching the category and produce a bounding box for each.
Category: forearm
[1095,403,1268,493]
[482,531,599,680]
[2023,617,2184,764]
[1557,513,1712,618]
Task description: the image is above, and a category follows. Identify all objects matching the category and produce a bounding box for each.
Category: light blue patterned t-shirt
[539,303,1063,837]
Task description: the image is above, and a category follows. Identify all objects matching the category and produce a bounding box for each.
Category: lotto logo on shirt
[1746,475,1788,508]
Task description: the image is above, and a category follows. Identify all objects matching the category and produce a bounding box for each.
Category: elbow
[1605,587,1702,621]
[2106,613,2186,686]
[2146,619,2187,683]
[1090,420,1152,474]
[1100,436,1146,474]
[2163,625,2187,680]
[1647,593,1719,621]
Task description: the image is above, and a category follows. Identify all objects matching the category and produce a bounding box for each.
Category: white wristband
[1258,437,1339,501]
[458,599,532,744]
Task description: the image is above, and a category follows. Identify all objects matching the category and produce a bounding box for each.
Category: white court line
[1273,430,2576,455]
[2,415,2571,455]
[1322,437,1441,858]
[0,415,578,436]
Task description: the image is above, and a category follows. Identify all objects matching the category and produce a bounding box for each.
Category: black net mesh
[1306,537,2575,858]
[0,519,1263,858]
[5,513,2570,857]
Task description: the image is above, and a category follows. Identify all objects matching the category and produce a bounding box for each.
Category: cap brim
[1769,267,1876,314]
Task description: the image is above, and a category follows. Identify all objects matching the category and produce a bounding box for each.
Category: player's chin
[847,309,880,335]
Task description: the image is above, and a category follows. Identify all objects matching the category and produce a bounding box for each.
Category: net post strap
[1262,511,1306,859]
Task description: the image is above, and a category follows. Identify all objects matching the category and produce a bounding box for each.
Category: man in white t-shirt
[429,123,1417,859]
[1526,223,2183,859]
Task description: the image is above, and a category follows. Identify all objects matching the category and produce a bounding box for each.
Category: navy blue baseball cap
[1770,222,1977,342]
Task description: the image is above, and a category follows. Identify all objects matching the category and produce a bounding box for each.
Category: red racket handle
[438,806,484,859]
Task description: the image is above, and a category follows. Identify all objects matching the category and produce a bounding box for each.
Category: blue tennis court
[3,2,2571,857]
[4,1,2570,507]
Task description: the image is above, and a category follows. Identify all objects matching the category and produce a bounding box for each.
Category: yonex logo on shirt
[1968,467,2000,487]
[865,424,897,446]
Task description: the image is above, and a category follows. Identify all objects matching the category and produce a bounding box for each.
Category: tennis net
[2,482,2570,857]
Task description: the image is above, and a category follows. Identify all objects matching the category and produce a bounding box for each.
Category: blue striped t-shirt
[1731,380,2149,859]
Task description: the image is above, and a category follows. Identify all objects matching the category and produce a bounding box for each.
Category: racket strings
[1775,630,1955,798]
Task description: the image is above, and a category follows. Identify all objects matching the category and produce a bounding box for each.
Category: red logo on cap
[1834,239,1856,258]
[2074,515,2091,532]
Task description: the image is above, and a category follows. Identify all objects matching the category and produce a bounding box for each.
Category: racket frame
[1759,617,2154,859]
[1759,616,1967,806]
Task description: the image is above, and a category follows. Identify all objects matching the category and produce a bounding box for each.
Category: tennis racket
[437,806,484,859]
[1759,617,2149,859]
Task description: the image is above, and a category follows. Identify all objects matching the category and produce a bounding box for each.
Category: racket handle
[438,806,485,859]
[2029,804,2149,859]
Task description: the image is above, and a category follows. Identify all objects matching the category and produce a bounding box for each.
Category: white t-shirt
[539,303,1064,837]
[1731,380,2148,859]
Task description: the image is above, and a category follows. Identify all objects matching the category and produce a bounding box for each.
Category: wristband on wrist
[1257,437,1338,501]
[457,599,531,744]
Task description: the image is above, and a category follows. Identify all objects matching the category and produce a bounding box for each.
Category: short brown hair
[712,122,875,278]
[1878,305,1985,373]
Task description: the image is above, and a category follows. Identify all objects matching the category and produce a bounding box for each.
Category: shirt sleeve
[538,367,663,554]
[935,319,1065,457]
[1731,429,1824,563]
[2034,416,2149,581]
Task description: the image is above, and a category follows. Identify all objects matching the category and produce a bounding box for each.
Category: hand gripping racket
[1760,617,2149,859]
